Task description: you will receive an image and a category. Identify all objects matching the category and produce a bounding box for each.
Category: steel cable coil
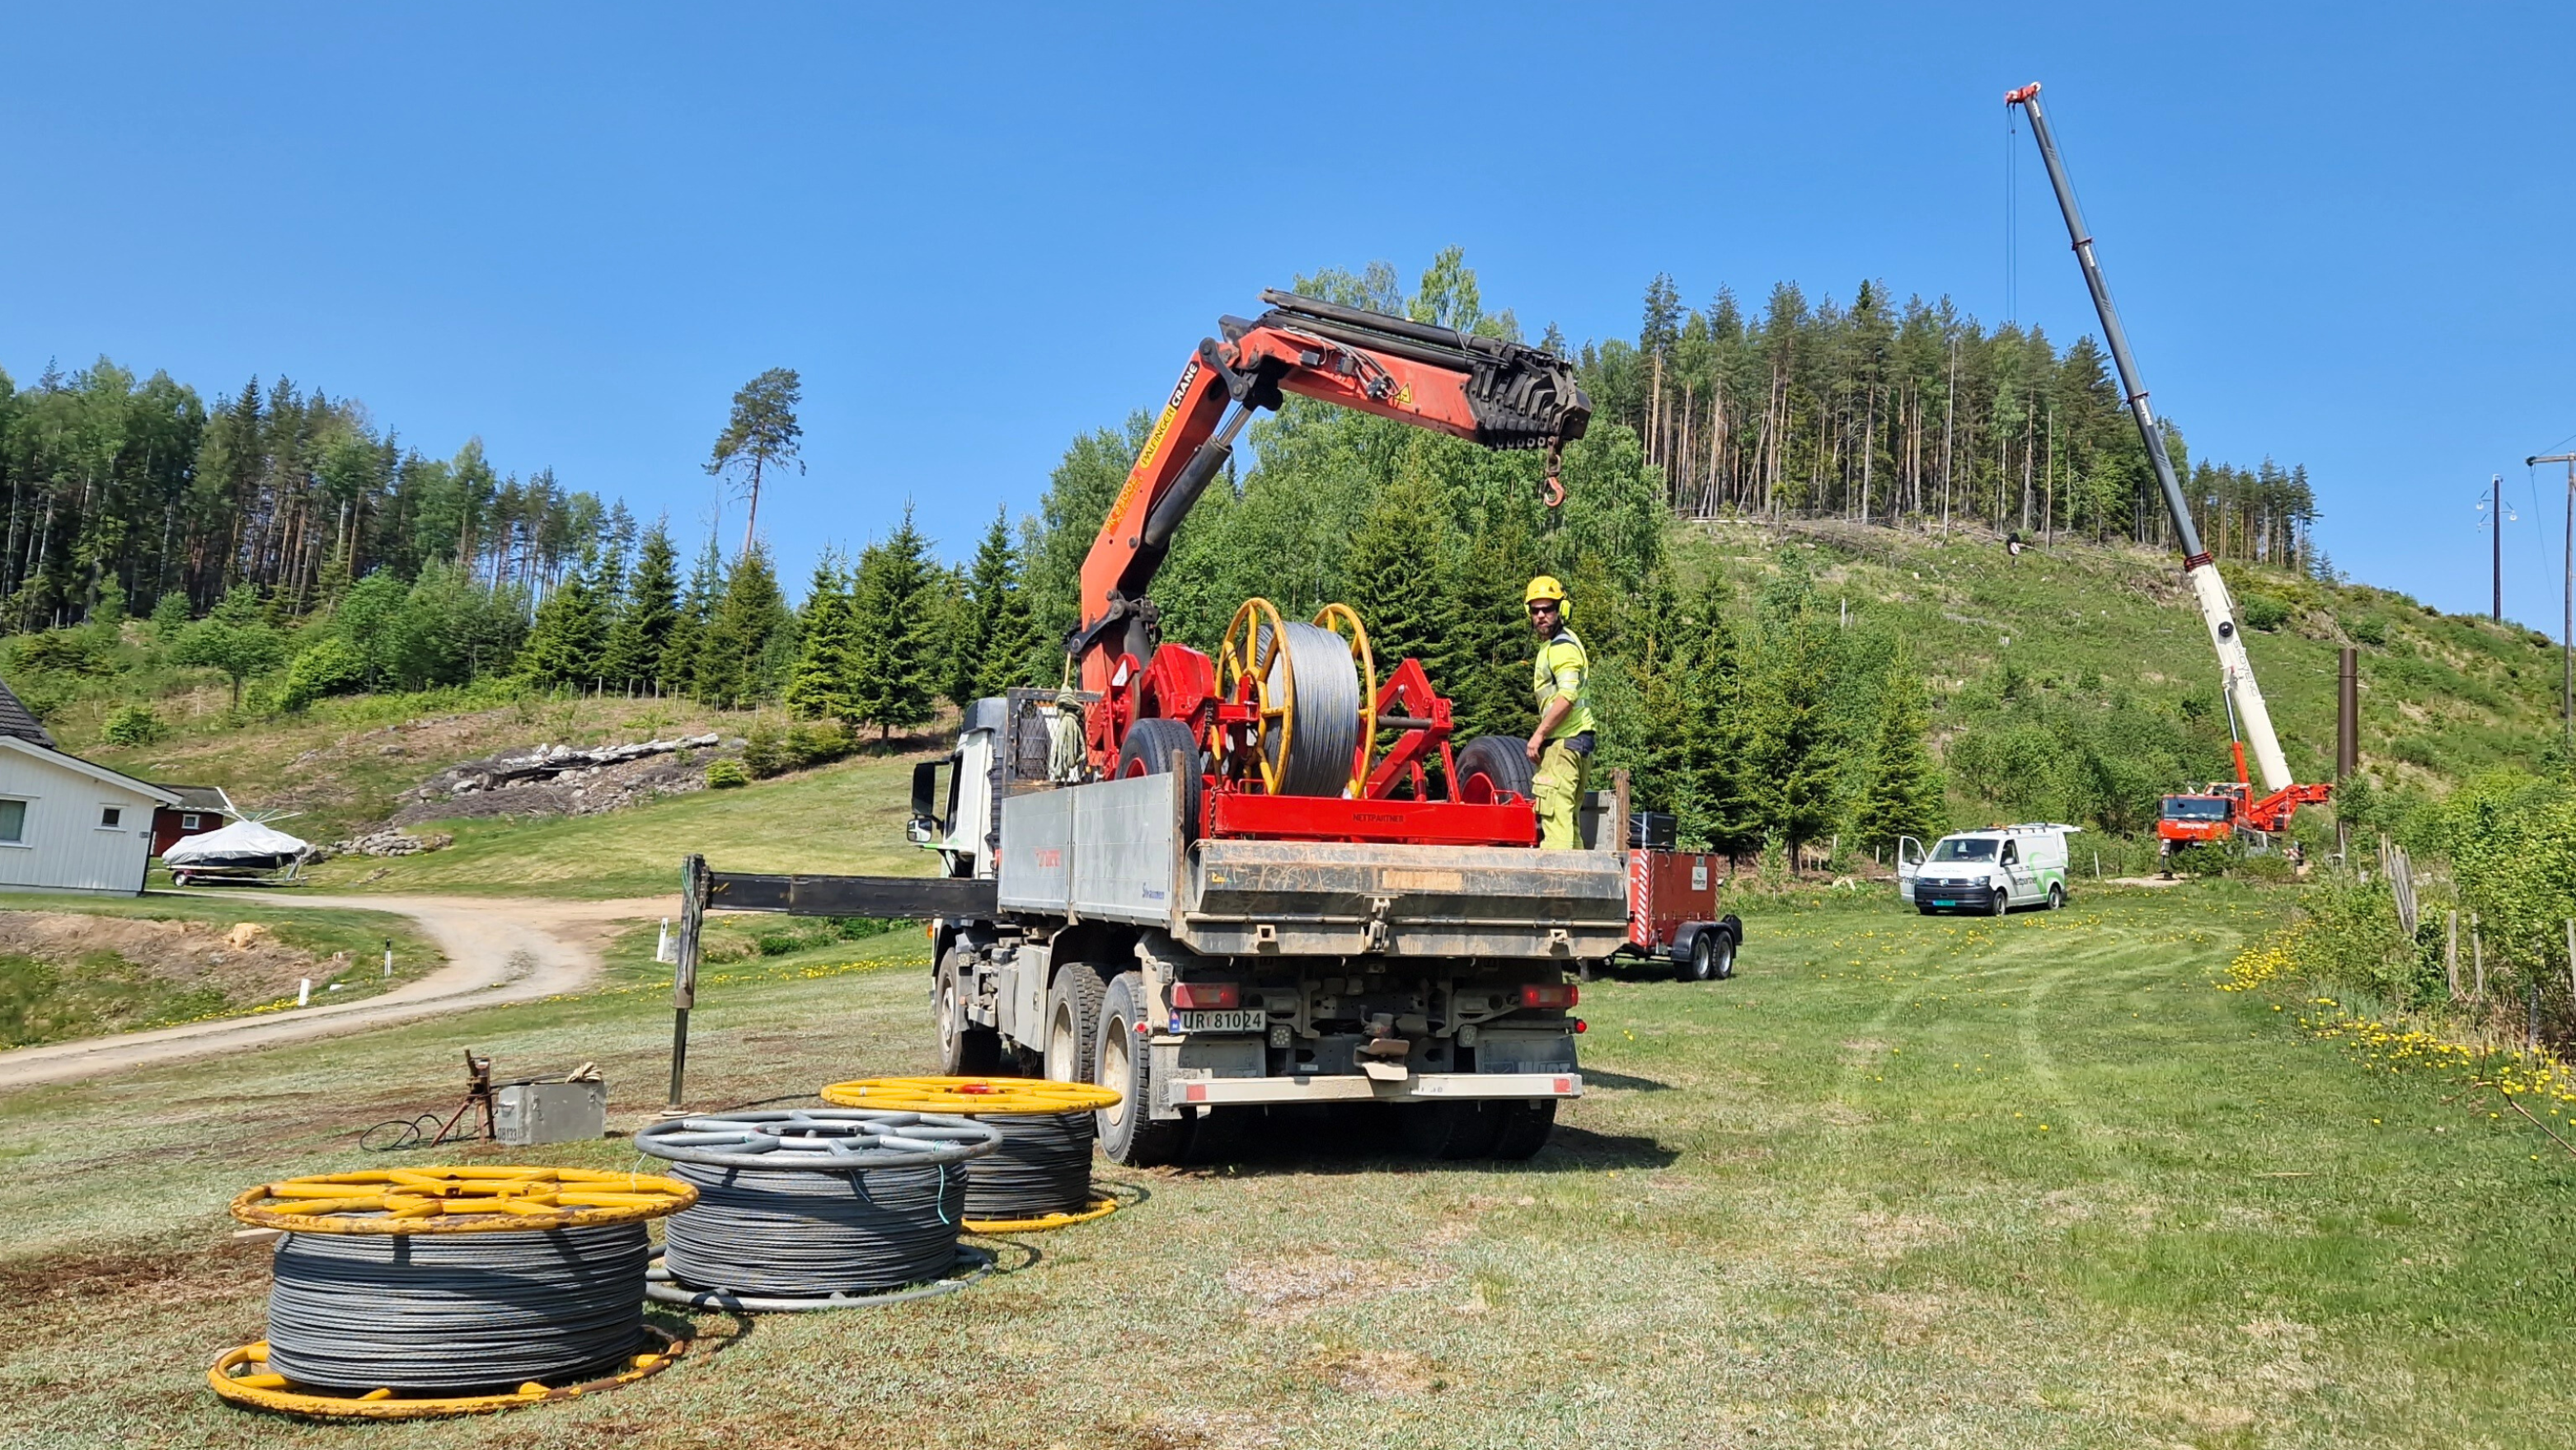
[1265,619,1363,796]
[659,1159,966,1297]
[960,1110,1096,1220]
[265,1224,651,1392]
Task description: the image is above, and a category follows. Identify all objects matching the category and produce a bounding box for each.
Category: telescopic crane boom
[2006,82,2330,843]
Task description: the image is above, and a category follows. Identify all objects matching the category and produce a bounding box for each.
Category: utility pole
[2523,453,2575,748]
[2480,475,2505,621]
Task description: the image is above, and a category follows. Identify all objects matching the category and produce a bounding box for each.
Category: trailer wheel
[936,950,1001,1074]
[1456,734,1536,802]
[1682,928,1736,983]
[1094,971,1189,1166]
[1044,961,1110,1083]
[1490,1099,1557,1161]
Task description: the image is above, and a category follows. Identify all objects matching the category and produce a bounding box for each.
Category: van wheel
[1095,971,1190,1166]
[1989,889,2009,917]
[2048,882,2067,911]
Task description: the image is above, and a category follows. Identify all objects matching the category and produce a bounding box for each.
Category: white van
[1896,824,2080,916]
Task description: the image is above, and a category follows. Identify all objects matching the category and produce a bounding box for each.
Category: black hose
[265,1224,650,1392]
[964,1111,1096,1220]
[659,1160,965,1297]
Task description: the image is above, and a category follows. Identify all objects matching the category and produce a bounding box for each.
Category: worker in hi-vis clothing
[1522,576,1596,850]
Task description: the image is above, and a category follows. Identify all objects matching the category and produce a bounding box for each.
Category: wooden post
[2471,910,2485,1003]
[2447,909,2460,1001]
[2566,918,2574,1002]
[666,854,706,1113]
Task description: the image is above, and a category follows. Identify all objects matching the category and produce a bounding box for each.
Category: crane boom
[2006,82,2296,796]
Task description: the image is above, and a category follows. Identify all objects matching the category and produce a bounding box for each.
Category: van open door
[1895,836,1925,904]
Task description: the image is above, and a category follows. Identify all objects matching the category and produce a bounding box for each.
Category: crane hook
[1541,437,1567,509]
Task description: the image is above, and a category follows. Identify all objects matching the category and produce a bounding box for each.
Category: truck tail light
[1171,982,1240,1010]
[1519,983,1579,1009]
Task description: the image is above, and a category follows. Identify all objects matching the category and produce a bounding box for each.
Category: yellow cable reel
[208,1330,686,1419]
[230,1166,696,1234]
[817,1076,1121,1114]
[1219,598,1377,795]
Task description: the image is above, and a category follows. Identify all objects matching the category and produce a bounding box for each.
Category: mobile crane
[2006,84,2333,866]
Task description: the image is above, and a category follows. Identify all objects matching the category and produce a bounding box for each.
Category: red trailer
[1614,819,1743,983]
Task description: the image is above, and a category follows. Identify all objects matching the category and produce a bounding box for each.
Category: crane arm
[2007,83,2297,795]
[1071,291,1590,691]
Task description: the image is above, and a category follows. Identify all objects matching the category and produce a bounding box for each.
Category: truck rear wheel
[1044,961,1110,1083]
[1399,1101,1507,1160]
[1094,971,1189,1166]
[936,951,1001,1074]
[1490,1099,1557,1161]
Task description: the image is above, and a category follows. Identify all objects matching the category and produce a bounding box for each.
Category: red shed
[152,784,237,858]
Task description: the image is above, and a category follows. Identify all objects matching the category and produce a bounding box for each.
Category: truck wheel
[936,952,1001,1074]
[1044,961,1110,1083]
[2048,882,2067,911]
[1400,1101,1507,1160]
[1094,971,1189,1166]
[1456,735,1536,802]
[1490,1100,1557,1161]
[1116,718,1204,838]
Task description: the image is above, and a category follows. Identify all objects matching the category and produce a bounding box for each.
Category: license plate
[1931,899,1956,908]
[1176,1010,1267,1034]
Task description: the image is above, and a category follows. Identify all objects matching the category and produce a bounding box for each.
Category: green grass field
[1,882,2566,1448]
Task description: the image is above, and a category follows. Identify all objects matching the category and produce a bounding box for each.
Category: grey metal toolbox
[493,1080,607,1146]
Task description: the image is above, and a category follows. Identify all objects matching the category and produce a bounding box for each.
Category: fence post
[2566,918,2575,1001]
[2471,911,2485,1003]
[666,854,706,1114]
[2447,910,2460,1001]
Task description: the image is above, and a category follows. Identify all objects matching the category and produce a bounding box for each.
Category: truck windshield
[1930,838,1997,862]
[2163,798,2231,822]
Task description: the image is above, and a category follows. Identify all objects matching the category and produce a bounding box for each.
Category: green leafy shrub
[279,636,369,711]
[99,704,167,746]
[740,720,786,778]
[705,760,750,789]
[2241,595,2290,632]
[2344,614,2389,647]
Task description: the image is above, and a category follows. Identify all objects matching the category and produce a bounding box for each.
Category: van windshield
[1930,838,1997,862]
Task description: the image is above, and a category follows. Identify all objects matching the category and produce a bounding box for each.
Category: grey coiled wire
[964,1111,1096,1219]
[659,1160,964,1297]
[1264,620,1362,796]
[265,1225,650,1392]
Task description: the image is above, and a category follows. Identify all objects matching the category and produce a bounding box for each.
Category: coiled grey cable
[659,1160,965,1297]
[265,1225,650,1392]
[1265,620,1362,796]
[962,1111,1096,1220]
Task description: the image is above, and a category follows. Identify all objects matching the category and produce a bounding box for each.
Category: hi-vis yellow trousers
[1534,738,1591,850]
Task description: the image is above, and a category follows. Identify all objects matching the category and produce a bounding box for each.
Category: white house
[0,679,177,896]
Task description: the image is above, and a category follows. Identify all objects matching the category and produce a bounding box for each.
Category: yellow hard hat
[1524,575,1567,608]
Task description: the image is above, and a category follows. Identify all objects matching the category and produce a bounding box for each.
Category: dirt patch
[1223,1250,1444,1322]
[1308,1346,1437,1395]
[0,913,336,1001]
[0,1243,268,1331]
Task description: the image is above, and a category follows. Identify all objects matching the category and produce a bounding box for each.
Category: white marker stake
[297,978,311,1007]
[383,938,394,979]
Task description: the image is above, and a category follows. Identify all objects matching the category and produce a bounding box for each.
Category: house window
[181,813,201,830]
[100,806,122,829]
[0,799,24,844]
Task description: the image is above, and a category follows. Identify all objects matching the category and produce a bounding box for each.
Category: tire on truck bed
[1094,970,1191,1166]
[1456,734,1537,801]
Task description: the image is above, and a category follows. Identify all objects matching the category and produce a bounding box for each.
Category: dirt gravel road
[0,894,672,1091]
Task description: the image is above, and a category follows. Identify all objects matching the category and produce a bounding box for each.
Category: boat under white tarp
[163,819,310,878]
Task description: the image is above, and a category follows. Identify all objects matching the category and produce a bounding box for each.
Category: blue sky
[5,2,2571,635]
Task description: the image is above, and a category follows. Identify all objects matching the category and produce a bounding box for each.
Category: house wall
[151,807,230,858]
[0,752,163,895]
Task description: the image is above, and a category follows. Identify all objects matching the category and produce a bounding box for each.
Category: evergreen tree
[517,546,608,687]
[1434,523,1541,744]
[1747,594,1844,873]
[947,507,1037,706]
[848,509,940,739]
[699,544,790,709]
[1849,651,1948,855]
[601,522,680,691]
[663,536,724,698]
[786,553,856,723]
[1343,474,1451,673]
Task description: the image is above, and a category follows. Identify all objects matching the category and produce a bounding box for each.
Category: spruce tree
[948,507,1036,706]
[974,521,1036,700]
[602,522,679,692]
[700,544,791,709]
[1343,474,1450,673]
[518,546,607,688]
[1433,523,1540,744]
[848,509,939,739]
[786,553,856,723]
[663,536,724,699]
[1748,600,1844,873]
[1849,651,1948,856]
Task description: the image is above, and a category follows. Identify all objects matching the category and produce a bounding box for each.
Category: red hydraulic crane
[1063,290,1592,847]
[2005,84,2332,863]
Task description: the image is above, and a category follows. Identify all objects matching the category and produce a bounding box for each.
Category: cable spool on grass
[635,1109,1002,1311]
[1220,598,1375,798]
[210,1167,695,1419]
[819,1076,1124,1232]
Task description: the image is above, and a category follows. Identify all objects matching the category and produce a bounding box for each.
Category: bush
[740,720,786,779]
[2345,614,2389,647]
[2241,595,2291,632]
[99,704,167,746]
[279,636,369,711]
[705,760,751,789]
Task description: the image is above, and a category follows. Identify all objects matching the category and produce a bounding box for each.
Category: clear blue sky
[6,2,2571,636]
